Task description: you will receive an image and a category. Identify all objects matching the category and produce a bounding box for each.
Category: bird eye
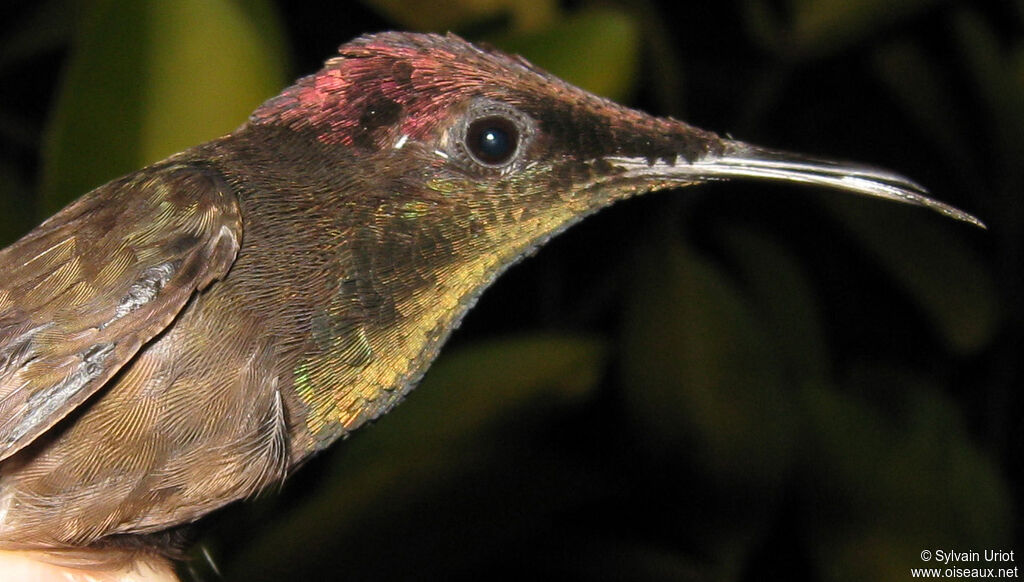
[465,115,520,166]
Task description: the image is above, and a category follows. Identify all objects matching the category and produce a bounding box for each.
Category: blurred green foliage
[0,1,1019,580]
[39,0,288,214]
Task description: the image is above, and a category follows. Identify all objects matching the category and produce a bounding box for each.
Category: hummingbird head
[245,32,727,254]
[247,32,982,237]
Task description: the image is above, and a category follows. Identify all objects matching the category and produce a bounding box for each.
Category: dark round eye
[465,115,520,166]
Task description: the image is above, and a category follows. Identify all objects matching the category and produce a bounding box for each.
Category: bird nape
[0,31,981,574]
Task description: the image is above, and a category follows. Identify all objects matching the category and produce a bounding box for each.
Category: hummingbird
[0,31,981,568]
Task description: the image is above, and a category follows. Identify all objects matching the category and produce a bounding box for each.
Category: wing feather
[0,163,242,461]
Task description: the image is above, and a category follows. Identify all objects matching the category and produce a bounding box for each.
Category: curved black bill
[605,141,985,229]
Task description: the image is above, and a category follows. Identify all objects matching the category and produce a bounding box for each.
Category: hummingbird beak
[604,140,985,228]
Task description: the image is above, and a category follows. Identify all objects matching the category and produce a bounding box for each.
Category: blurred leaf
[621,239,798,486]
[872,40,977,179]
[39,0,287,215]
[785,0,936,58]
[823,197,996,353]
[362,0,557,32]
[800,366,1011,582]
[226,333,607,580]
[719,225,830,384]
[620,239,802,578]
[489,7,641,101]
[954,9,1024,174]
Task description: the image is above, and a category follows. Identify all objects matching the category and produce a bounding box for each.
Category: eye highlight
[465,115,520,166]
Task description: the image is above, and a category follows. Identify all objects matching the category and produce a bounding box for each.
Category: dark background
[1,1,1020,580]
